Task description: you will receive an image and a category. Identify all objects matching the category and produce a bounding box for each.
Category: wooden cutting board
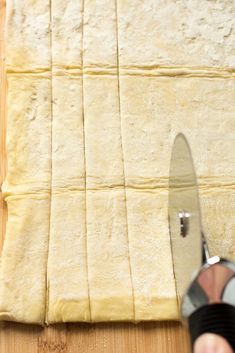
[0,1,190,351]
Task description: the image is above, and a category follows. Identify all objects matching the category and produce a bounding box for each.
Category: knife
[168,133,235,351]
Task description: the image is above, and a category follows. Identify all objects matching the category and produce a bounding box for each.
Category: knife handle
[188,303,235,350]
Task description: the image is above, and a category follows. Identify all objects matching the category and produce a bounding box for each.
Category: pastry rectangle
[87,189,134,322]
[5,0,51,71]
[117,0,235,68]
[119,75,235,181]
[200,187,235,260]
[3,74,52,196]
[46,191,90,323]
[0,195,50,324]
[51,0,83,69]
[51,74,85,190]
[84,75,124,189]
[83,0,117,69]
[125,189,177,320]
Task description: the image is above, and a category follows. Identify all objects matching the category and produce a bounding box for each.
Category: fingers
[194,333,234,353]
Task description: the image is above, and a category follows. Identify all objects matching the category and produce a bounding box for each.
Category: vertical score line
[45,0,54,323]
[0,0,6,253]
[114,0,136,321]
[81,0,92,322]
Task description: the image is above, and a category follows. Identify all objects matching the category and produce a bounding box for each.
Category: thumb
[194,333,234,353]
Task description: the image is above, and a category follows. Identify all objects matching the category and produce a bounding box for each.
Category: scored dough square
[51,0,83,69]
[83,0,117,69]
[51,74,85,190]
[5,0,51,71]
[84,75,124,189]
[126,189,177,320]
[46,192,90,323]
[117,0,235,68]
[3,74,52,196]
[0,195,50,324]
[119,75,235,181]
[200,188,235,260]
[87,189,134,322]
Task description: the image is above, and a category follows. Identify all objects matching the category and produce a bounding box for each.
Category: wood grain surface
[0,0,190,351]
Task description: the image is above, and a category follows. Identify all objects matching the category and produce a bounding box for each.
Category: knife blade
[168,133,202,307]
[168,133,235,351]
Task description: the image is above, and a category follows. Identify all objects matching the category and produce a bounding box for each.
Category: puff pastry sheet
[0,0,235,324]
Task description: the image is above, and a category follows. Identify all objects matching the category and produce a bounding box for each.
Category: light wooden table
[0,1,190,351]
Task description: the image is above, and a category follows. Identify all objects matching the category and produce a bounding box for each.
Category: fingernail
[194,334,233,353]
[194,335,217,353]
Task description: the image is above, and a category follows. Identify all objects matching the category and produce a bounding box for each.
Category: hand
[194,333,234,353]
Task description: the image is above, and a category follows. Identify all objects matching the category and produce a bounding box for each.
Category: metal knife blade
[168,133,203,312]
[168,134,235,351]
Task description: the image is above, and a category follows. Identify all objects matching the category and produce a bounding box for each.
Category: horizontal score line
[5,65,235,79]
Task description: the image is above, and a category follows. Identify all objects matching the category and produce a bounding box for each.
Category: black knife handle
[188,303,235,350]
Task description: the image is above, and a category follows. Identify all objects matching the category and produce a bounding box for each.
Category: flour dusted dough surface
[0,195,50,324]
[126,189,177,320]
[117,0,235,68]
[5,0,51,71]
[47,191,90,323]
[119,76,235,179]
[83,0,117,68]
[1,0,235,324]
[51,0,83,68]
[200,188,235,259]
[87,190,134,322]
[3,74,52,195]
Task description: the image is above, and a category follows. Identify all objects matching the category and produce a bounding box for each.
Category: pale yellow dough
[119,76,235,179]
[117,0,235,68]
[0,195,50,324]
[3,74,52,196]
[5,0,51,71]
[1,0,235,325]
[51,0,83,69]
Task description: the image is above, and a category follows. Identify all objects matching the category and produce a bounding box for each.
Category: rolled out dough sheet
[1,0,235,324]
